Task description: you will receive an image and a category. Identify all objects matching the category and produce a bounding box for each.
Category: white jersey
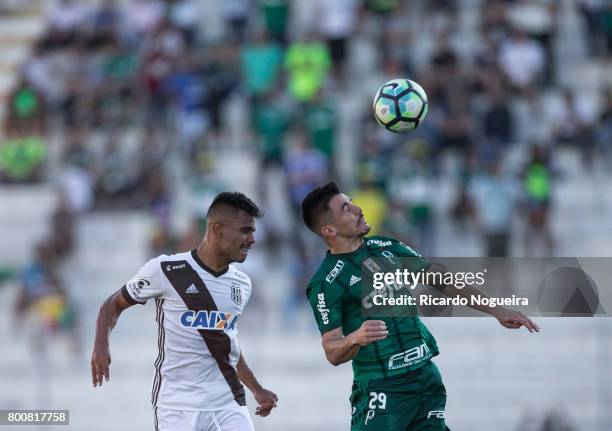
[121,250,252,411]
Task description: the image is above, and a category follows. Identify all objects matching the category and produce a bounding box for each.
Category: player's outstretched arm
[426,263,540,333]
[91,289,134,387]
[321,320,388,366]
[236,352,278,417]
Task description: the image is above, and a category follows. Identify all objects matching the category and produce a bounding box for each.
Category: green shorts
[350,361,450,431]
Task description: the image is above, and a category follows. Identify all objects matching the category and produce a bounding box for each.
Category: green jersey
[306,236,439,381]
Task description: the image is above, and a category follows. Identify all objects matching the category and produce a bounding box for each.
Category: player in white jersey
[91,192,277,431]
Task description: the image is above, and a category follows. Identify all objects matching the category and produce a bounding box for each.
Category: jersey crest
[231,283,242,305]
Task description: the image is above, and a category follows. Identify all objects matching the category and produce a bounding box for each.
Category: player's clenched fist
[254,388,278,417]
[353,320,388,346]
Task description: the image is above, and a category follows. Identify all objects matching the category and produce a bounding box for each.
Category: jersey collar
[191,249,229,277]
[326,238,367,258]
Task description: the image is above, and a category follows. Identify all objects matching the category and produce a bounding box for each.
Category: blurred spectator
[90,0,122,46]
[0,134,46,183]
[304,90,337,165]
[164,54,208,151]
[387,140,437,255]
[380,201,414,247]
[597,88,612,164]
[240,28,284,107]
[469,158,517,257]
[100,39,139,123]
[140,35,174,127]
[472,28,500,94]
[284,129,329,216]
[123,0,164,39]
[60,164,94,214]
[260,0,290,46]
[284,33,332,103]
[22,42,60,106]
[380,25,414,76]
[223,0,253,44]
[314,0,359,80]
[254,89,292,169]
[499,28,545,92]
[577,0,610,57]
[352,180,388,235]
[521,145,554,256]
[146,168,171,227]
[45,0,90,46]
[201,43,240,142]
[506,0,558,83]
[551,89,595,165]
[605,5,612,55]
[4,79,46,136]
[478,78,514,157]
[450,146,478,229]
[138,126,167,173]
[252,89,291,206]
[14,242,80,354]
[59,128,95,213]
[94,134,140,208]
[437,89,474,156]
[49,193,76,259]
[167,0,200,46]
[363,0,401,15]
[357,135,392,190]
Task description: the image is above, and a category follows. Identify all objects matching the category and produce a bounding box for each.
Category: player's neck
[195,242,230,273]
[328,236,364,255]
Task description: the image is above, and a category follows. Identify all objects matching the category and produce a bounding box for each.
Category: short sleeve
[307,280,345,335]
[121,256,165,305]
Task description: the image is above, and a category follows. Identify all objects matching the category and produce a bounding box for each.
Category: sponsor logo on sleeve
[126,279,150,299]
[325,260,345,283]
[317,293,330,324]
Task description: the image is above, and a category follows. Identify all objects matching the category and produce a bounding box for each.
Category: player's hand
[353,320,388,346]
[494,308,540,333]
[91,342,111,387]
[253,387,278,417]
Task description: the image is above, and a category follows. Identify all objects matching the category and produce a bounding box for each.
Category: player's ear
[212,221,224,237]
[320,224,336,239]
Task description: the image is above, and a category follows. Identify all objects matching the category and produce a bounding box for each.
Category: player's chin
[359,224,371,235]
[236,249,249,262]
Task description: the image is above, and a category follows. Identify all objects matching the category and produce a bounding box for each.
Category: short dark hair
[207,192,263,219]
[301,181,341,233]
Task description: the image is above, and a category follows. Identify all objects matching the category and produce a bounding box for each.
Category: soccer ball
[373,78,428,133]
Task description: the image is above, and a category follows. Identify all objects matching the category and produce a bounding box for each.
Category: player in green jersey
[301,182,539,431]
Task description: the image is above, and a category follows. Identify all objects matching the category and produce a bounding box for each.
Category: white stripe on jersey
[123,251,252,411]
